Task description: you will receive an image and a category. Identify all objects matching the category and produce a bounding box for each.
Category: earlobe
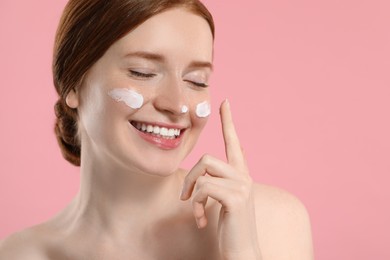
[65,89,79,108]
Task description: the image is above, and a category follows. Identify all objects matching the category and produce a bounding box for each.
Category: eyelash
[129,70,155,78]
[189,81,209,88]
[129,70,209,88]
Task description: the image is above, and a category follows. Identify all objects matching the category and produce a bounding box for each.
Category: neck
[60,152,186,241]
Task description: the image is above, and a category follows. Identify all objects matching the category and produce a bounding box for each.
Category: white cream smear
[108,88,144,109]
[196,101,211,118]
[181,105,189,114]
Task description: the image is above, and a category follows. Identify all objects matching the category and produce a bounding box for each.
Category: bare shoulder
[0,226,50,260]
[252,183,310,218]
[252,183,314,260]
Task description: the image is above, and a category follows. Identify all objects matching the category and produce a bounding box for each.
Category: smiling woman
[0,0,313,259]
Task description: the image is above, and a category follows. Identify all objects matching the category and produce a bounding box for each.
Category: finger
[192,179,239,228]
[180,154,238,200]
[220,100,245,169]
[240,146,250,172]
[191,180,237,228]
[192,199,207,229]
[194,175,238,193]
[192,175,238,227]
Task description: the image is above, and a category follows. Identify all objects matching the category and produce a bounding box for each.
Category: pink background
[1,0,389,259]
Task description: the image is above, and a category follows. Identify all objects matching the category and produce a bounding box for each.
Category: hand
[180,100,262,259]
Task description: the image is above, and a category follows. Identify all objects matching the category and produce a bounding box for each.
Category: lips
[130,121,185,149]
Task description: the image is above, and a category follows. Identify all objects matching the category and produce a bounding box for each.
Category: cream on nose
[153,76,187,115]
[181,105,189,114]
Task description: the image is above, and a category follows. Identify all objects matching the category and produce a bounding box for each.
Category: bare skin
[0,182,313,260]
[0,8,313,260]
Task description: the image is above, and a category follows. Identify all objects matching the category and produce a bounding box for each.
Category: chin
[122,137,195,178]
[118,148,185,178]
[134,161,181,178]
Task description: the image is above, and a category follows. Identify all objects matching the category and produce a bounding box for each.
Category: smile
[130,121,185,150]
[131,121,182,139]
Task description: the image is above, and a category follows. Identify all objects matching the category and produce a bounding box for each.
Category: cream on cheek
[195,101,211,118]
[108,88,144,109]
[107,88,210,119]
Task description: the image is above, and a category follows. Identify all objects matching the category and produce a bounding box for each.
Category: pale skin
[0,8,314,260]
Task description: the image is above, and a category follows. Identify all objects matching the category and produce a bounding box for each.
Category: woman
[0,0,313,259]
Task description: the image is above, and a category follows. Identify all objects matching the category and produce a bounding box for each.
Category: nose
[153,75,186,116]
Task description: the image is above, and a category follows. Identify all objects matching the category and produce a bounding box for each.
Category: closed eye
[186,81,209,88]
[129,70,156,78]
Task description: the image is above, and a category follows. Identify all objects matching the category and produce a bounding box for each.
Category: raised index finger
[220,99,245,170]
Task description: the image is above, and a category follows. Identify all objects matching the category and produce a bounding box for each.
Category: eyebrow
[124,51,213,71]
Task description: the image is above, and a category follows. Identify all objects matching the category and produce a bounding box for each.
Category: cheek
[188,98,211,129]
[187,97,211,119]
[80,87,134,136]
[189,108,209,137]
[184,87,211,117]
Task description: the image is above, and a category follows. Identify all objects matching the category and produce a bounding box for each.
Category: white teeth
[133,122,182,138]
[153,126,160,134]
[160,127,168,136]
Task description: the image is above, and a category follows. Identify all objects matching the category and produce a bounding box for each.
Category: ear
[65,88,79,108]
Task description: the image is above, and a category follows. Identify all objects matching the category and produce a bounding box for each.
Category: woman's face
[71,8,214,176]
